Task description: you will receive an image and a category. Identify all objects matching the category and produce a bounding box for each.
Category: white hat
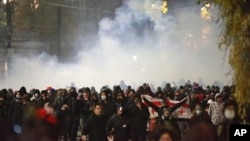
[215,93,222,99]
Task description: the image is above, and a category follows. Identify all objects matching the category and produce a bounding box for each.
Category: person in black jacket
[81,103,108,141]
[8,92,23,125]
[37,90,49,108]
[188,102,212,127]
[130,97,150,141]
[154,107,181,141]
[60,87,83,141]
[106,106,131,141]
[99,91,117,119]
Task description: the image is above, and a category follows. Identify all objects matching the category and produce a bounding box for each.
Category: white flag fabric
[141,95,164,118]
[142,95,192,119]
[166,98,192,119]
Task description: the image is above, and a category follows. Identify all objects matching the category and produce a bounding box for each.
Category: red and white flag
[141,95,164,118]
[142,95,192,119]
[165,98,192,119]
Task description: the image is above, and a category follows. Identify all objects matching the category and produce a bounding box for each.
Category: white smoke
[0,0,232,91]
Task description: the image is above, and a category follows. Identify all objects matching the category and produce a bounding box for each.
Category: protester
[81,103,108,141]
[130,97,150,141]
[99,90,117,119]
[106,106,131,141]
[188,102,212,127]
[208,93,224,126]
[0,81,244,141]
[217,100,241,141]
[61,87,83,141]
[154,107,181,140]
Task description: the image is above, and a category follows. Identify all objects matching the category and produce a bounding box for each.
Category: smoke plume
[1,0,232,91]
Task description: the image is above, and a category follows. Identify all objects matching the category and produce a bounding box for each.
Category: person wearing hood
[217,100,242,141]
[37,90,49,108]
[61,87,83,141]
[130,97,150,141]
[8,91,23,125]
[99,91,116,119]
[90,92,98,104]
[115,91,128,108]
[30,89,40,106]
[19,86,27,96]
[188,102,212,127]
[106,106,132,141]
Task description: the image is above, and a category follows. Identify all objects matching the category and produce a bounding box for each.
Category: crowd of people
[0,82,249,141]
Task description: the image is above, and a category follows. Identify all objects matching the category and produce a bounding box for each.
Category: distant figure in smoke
[119,80,127,91]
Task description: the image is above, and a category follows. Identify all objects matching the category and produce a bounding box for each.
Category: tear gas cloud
[1,0,232,91]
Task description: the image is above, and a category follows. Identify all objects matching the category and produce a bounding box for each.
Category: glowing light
[205,3,210,8]
[152,4,156,8]
[142,68,146,71]
[3,0,7,4]
[31,0,39,10]
[200,6,211,21]
[133,55,137,60]
[160,1,168,14]
[13,124,22,134]
[184,34,197,49]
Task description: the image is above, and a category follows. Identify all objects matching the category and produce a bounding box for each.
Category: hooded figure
[19,86,27,96]
[106,106,131,141]
[130,97,150,141]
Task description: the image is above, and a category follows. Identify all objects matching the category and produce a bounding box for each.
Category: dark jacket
[130,104,150,135]
[218,117,242,141]
[82,114,108,141]
[106,114,131,141]
[189,112,212,127]
[155,116,181,140]
[100,99,117,119]
[61,96,83,117]
[8,100,23,125]
[37,97,49,108]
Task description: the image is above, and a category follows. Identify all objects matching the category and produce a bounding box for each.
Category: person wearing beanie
[188,102,212,127]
